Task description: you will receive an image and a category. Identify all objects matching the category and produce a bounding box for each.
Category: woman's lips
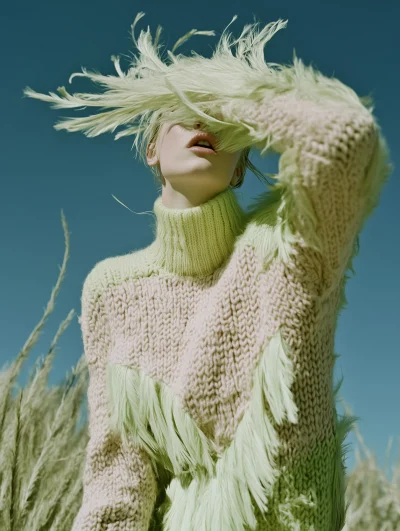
[188,146,217,155]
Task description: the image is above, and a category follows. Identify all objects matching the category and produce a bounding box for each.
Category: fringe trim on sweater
[106,328,298,530]
[106,325,357,530]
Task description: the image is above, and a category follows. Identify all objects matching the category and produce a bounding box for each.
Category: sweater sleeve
[71,270,158,531]
[216,85,391,295]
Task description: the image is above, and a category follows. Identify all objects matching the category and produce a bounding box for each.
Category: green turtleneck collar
[145,187,247,278]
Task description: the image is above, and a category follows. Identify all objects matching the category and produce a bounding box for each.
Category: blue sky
[1,1,398,478]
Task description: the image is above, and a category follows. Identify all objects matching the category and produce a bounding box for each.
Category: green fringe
[106,328,298,530]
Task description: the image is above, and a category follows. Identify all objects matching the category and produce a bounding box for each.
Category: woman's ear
[146,142,158,166]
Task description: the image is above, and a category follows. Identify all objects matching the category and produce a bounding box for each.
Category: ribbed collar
[145,187,247,278]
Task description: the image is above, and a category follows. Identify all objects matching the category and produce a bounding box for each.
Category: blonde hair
[22,13,300,185]
[22,11,376,197]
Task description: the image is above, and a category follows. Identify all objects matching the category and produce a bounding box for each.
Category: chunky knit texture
[64,16,393,531]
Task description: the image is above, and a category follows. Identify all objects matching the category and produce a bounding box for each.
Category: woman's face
[146,121,243,199]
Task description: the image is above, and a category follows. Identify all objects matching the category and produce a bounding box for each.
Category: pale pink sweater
[71,86,391,530]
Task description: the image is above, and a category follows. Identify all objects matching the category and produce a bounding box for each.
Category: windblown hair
[22,12,375,191]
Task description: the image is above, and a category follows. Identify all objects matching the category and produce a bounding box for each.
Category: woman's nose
[194,112,223,129]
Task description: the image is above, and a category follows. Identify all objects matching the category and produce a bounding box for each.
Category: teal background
[1,1,398,478]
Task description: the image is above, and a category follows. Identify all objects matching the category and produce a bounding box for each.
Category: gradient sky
[1,1,398,479]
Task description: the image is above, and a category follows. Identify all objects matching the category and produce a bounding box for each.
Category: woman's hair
[140,116,274,189]
[22,11,377,195]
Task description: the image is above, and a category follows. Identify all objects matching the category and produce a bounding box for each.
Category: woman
[24,12,392,531]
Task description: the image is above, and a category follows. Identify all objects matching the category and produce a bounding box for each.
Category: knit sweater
[66,19,393,531]
[71,102,390,531]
